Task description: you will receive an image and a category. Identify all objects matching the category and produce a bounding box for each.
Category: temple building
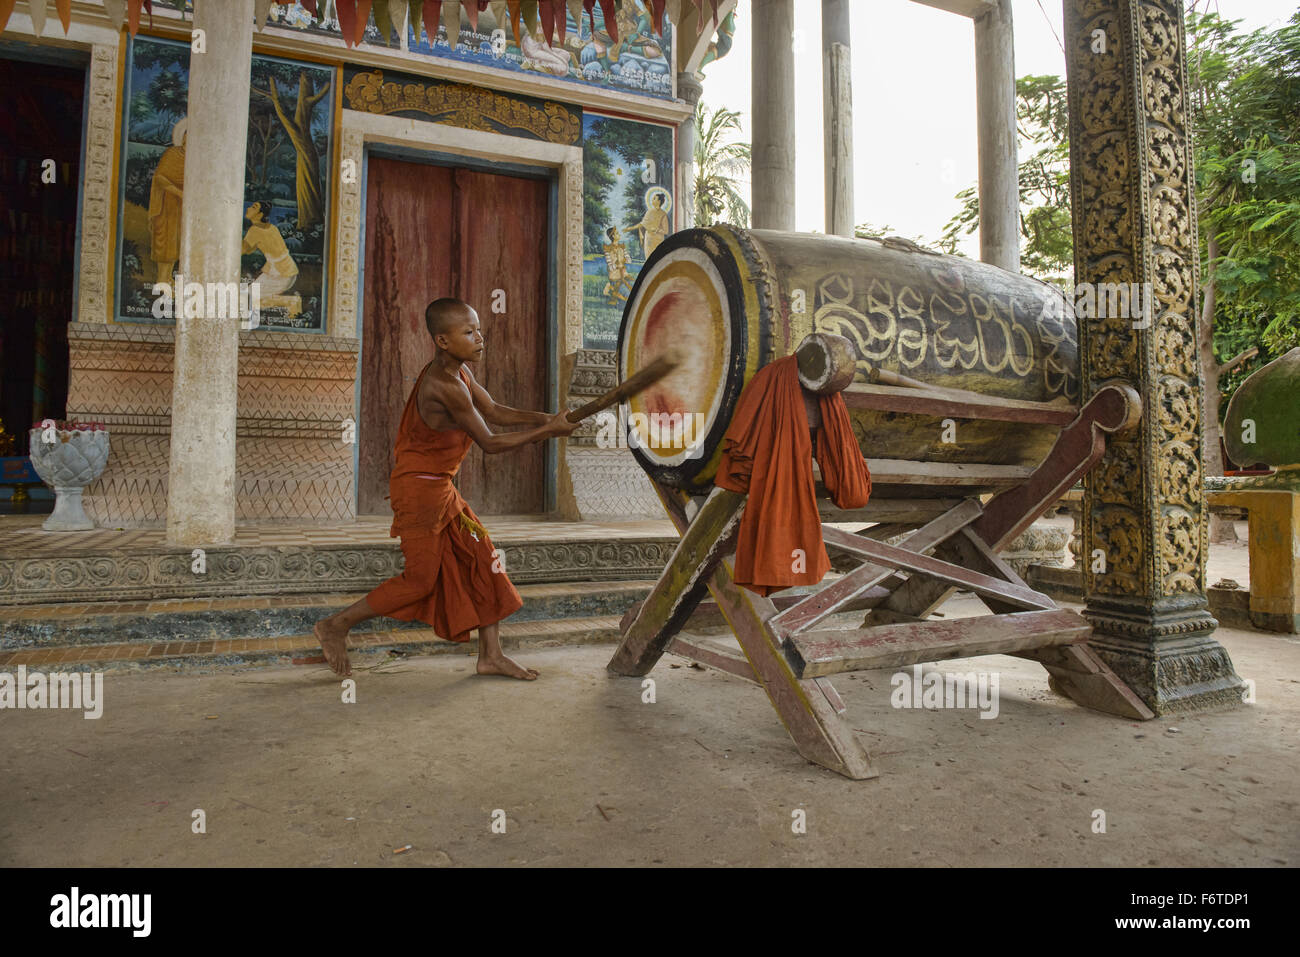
[0,0,1252,719]
[0,0,736,528]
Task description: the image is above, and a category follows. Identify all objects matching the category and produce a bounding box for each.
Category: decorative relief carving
[333,128,365,339]
[342,69,581,146]
[563,158,584,355]
[1068,0,1213,611]
[77,44,121,325]
[0,539,676,605]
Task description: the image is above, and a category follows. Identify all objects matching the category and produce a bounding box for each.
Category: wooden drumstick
[565,350,683,423]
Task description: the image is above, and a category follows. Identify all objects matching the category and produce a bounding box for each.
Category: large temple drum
[617,225,1079,496]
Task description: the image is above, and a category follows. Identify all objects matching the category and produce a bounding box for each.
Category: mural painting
[408,2,673,98]
[116,36,335,331]
[157,1,673,98]
[581,113,673,350]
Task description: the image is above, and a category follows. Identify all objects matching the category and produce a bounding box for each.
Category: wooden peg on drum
[795,332,858,430]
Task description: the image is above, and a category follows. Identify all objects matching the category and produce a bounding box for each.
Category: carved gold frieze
[343,69,581,145]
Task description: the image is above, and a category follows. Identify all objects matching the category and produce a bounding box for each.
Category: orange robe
[365,364,523,641]
[148,145,185,264]
[714,356,872,596]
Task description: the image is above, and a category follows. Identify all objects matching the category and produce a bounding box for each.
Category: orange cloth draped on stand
[365,364,523,642]
[714,356,872,596]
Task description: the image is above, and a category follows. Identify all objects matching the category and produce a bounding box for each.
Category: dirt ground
[1,596,1296,867]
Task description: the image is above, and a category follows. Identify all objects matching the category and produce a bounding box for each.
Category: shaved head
[425,298,474,339]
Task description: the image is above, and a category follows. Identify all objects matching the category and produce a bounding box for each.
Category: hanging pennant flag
[255,0,272,31]
[372,0,393,41]
[126,0,143,35]
[356,0,374,45]
[388,0,408,44]
[336,0,357,46]
[56,0,72,33]
[0,0,15,36]
[664,0,681,36]
[443,0,460,45]
[29,0,46,36]
[597,0,616,43]
[693,0,708,37]
[465,1,487,32]
[645,0,665,36]
[582,0,595,40]
[521,1,538,42]
[505,0,521,45]
[538,0,554,45]
[417,1,437,43]
[553,0,567,44]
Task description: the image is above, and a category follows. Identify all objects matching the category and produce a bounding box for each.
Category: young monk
[313,298,580,679]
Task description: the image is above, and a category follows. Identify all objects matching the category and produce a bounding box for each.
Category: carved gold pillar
[1065,0,1242,712]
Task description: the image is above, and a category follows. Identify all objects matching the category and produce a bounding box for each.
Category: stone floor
[0,594,1294,867]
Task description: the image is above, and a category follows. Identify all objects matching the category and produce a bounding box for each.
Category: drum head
[617,227,770,492]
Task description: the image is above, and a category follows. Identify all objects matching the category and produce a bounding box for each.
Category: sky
[697,0,1299,254]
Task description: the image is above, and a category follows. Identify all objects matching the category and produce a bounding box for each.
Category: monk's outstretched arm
[436,377,575,454]
[465,368,551,427]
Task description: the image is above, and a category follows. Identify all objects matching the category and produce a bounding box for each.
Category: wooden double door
[359,155,551,516]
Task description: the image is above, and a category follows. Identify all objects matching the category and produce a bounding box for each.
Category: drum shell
[617,226,1079,494]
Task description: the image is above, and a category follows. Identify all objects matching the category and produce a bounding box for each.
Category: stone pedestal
[1065,0,1242,713]
[1215,490,1300,633]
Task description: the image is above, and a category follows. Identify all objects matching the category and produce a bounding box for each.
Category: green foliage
[941,74,1073,283]
[941,13,1300,413]
[693,101,751,227]
[582,134,616,255]
[582,116,673,256]
[1190,10,1300,361]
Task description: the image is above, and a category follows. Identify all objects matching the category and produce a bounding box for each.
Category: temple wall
[67,323,358,526]
[6,4,693,527]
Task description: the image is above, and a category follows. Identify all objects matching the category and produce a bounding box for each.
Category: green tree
[940,74,1072,282]
[583,116,674,258]
[1187,10,1300,538]
[249,62,332,228]
[942,13,1300,543]
[693,100,751,227]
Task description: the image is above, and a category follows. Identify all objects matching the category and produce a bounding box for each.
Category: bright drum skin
[618,225,1079,494]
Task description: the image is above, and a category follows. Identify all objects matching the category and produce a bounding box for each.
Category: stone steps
[0,614,626,674]
[0,581,653,673]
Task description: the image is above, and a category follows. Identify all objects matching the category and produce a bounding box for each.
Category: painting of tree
[249,59,332,229]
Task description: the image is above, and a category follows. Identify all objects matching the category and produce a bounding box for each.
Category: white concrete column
[974,0,1019,271]
[165,0,255,545]
[822,0,854,238]
[751,0,796,231]
[676,71,704,230]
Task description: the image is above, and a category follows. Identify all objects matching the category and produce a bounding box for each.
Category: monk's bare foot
[476,653,539,680]
[313,620,352,677]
